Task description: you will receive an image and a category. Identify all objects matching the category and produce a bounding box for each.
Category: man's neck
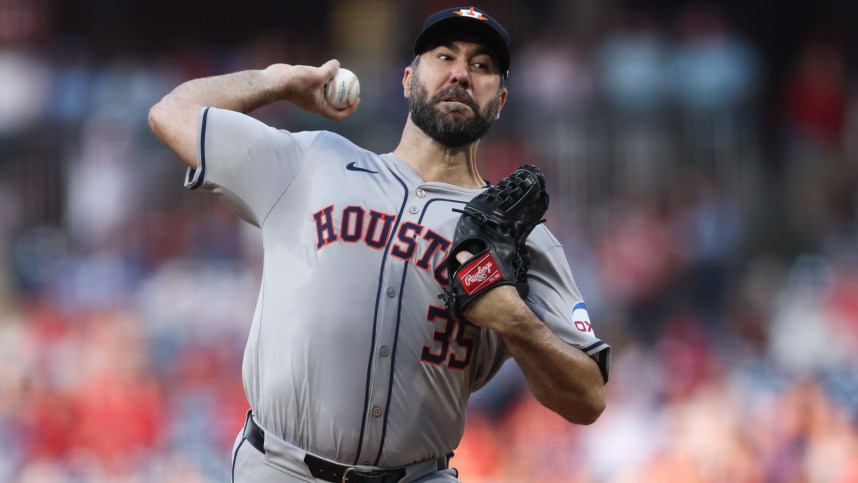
[393,118,484,188]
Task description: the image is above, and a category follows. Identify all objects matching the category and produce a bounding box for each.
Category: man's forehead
[423,33,499,59]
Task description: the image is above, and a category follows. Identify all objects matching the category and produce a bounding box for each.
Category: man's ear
[402,67,413,99]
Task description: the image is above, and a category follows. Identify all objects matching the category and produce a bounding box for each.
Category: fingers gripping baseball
[319,60,361,119]
[324,68,360,109]
[279,60,360,120]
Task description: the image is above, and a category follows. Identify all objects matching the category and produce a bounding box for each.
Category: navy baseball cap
[414,6,510,78]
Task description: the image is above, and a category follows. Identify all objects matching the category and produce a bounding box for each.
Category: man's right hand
[270,59,361,121]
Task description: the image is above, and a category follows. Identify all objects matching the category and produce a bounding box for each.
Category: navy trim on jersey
[189,107,210,190]
[375,197,468,465]
[417,198,469,223]
[596,347,610,383]
[353,168,410,465]
[375,243,412,465]
[581,341,610,383]
[231,439,242,483]
[581,340,606,353]
[231,419,247,483]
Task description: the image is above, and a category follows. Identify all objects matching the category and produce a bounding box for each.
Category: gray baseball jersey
[185,107,610,468]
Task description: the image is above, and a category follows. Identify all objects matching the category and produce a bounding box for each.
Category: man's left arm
[461,283,606,425]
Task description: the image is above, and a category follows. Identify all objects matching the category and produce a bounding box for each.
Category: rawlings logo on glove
[459,253,501,295]
[441,164,549,318]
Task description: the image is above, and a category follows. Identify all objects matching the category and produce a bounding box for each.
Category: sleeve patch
[570,301,593,333]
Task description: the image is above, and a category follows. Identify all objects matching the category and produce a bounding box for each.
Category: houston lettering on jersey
[312,204,452,286]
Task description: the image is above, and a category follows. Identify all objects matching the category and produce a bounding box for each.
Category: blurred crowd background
[2,0,858,481]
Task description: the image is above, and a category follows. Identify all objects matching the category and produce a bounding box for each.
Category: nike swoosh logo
[346,161,378,174]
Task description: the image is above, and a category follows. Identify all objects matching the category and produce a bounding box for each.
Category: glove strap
[455,251,502,297]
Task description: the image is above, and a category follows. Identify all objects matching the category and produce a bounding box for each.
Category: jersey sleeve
[524,227,611,383]
[184,107,321,227]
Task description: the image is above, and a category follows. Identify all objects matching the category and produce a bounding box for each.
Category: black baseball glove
[441,164,549,318]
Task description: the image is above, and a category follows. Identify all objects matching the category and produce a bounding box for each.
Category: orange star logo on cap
[455,7,488,20]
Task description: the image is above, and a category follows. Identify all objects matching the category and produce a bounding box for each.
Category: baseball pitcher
[149,6,609,483]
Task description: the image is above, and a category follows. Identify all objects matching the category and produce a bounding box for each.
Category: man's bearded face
[408,70,502,148]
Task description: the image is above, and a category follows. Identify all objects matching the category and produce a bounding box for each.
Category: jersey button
[386,287,396,298]
[372,407,382,417]
[409,206,419,214]
[379,346,390,357]
[416,188,426,198]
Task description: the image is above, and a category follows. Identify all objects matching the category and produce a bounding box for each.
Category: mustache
[431,86,479,112]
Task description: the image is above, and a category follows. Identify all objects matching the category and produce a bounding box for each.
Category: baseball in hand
[324,68,360,109]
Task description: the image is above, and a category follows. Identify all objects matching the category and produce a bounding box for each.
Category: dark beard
[408,76,501,148]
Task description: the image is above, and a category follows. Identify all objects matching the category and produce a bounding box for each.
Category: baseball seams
[330,78,349,106]
[325,69,359,108]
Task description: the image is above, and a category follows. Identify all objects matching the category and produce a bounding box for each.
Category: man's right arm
[148,59,359,168]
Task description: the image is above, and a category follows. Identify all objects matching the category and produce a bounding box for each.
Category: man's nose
[448,60,471,88]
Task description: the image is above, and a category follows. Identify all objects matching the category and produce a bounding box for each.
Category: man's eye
[472,62,489,70]
[438,54,452,61]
